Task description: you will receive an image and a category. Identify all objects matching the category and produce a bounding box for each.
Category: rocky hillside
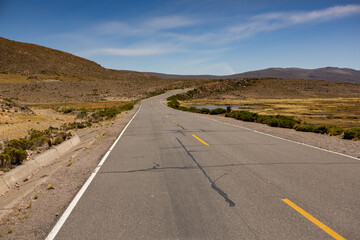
[0,37,157,81]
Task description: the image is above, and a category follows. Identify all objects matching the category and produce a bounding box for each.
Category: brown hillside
[190,78,360,99]
[0,37,156,80]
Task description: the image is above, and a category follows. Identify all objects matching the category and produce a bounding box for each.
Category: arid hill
[0,37,156,81]
[153,67,360,84]
[187,78,360,99]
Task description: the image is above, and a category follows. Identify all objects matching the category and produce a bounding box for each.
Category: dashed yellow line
[173,120,179,125]
[192,134,209,146]
[282,199,346,240]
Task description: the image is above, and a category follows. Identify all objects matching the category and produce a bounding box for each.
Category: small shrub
[200,108,210,114]
[231,111,259,122]
[327,126,344,136]
[167,98,180,109]
[295,125,345,136]
[63,108,74,114]
[257,115,300,128]
[76,111,88,119]
[343,128,360,140]
[295,125,318,133]
[53,132,68,145]
[32,136,49,147]
[6,138,34,150]
[0,153,11,168]
[120,103,134,111]
[210,108,227,115]
[3,147,28,165]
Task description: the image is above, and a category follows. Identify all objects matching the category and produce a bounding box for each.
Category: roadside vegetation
[167,91,360,141]
[0,129,71,170]
[0,98,134,171]
[59,102,134,130]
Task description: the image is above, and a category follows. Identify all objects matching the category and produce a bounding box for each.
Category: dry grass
[0,108,75,140]
[182,98,360,128]
[28,100,131,110]
[0,74,96,84]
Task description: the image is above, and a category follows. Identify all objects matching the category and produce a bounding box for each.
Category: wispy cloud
[77,4,360,58]
[230,4,360,37]
[79,46,178,57]
[95,15,198,36]
[145,16,197,30]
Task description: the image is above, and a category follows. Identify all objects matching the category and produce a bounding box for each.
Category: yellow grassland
[0,109,76,140]
[181,98,360,128]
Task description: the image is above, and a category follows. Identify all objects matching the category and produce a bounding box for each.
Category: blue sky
[1,0,360,75]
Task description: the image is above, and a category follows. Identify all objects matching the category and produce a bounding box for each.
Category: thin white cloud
[230,4,360,37]
[95,15,198,36]
[76,4,360,58]
[96,21,143,35]
[145,16,197,30]
[80,47,175,56]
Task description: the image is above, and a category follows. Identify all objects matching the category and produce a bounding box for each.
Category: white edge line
[45,103,142,240]
[160,97,360,161]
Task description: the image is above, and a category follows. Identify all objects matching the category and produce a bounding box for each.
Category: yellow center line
[192,134,209,146]
[282,199,346,240]
[173,120,179,125]
[165,115,168,118]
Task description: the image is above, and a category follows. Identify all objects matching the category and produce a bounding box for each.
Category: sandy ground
[0,104,139,239]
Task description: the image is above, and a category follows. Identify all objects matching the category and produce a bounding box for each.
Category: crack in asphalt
[100,165,197,174]
[99,160,359,175]
[176,137,235,207]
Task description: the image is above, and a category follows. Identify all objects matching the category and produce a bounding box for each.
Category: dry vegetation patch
[182,98,360,128]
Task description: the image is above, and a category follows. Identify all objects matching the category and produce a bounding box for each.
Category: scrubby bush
[28,129,51,147]
[167,98,180,109]
[210,108,227,115]
[3,147,28,165]
[63,108,75,114]
[343,128,360,140]
[0,154,11,168]
[295,125,345,136]
[327,126,344,136]
[120,103,134,111]
[6,138,35,150]
[257,115,300,128]
[200,108,210,114]
[92,103,134,120]
[228,111,259,122]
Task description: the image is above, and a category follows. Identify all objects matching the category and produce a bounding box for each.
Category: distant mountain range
[1,37,359,84]
[152,67,360,84]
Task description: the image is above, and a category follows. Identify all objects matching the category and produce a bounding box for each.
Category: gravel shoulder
[0,104,140,239]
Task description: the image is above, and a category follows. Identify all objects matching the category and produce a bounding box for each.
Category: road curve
[49,90,360,240]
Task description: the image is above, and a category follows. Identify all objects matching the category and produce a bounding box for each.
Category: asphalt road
[50,90,360,240]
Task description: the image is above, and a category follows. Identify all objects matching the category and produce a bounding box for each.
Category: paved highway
[48,91,359,240]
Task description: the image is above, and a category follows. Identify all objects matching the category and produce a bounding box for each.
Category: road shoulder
[0,104,140,239]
